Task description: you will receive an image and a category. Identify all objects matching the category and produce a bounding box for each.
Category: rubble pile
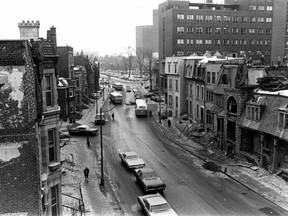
[257,76,288,91]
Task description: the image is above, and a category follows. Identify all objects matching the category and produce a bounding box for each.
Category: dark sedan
[68,124,98,136]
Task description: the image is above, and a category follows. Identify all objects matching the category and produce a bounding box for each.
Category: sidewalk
[148,105,288,212]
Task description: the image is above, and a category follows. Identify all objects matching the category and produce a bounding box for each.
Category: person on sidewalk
[84,167,90,183]
[112,113,114,121]
[149,110,152,117]
[167,118,171,127]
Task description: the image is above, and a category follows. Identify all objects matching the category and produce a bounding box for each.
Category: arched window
[227,97,237,113]
[221,74,228,84]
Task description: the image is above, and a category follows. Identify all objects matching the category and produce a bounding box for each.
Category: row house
[0,22,62,215]
[238,76,288,178]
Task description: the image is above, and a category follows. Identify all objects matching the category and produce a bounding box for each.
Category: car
[144,92,154,98]
[112,83,116,88]
[132,88,139,94]
[129,100,136,105]
[59,130,70,139]
[151,95,164,102]
[133,168,166,193]
[119,151,145,169]
[68,123,98,136]
[126,85,131,92]
[95,112,106,125]
[137,193,178,216]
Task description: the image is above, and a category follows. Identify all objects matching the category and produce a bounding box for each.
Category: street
[67,80,287,216]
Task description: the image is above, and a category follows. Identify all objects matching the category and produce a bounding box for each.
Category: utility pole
[100,107,104,186]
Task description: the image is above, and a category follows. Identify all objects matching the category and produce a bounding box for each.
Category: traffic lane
[119,116,286,216]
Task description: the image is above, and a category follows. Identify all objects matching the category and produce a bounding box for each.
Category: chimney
[47,26,57,50]
[18,20,40,40]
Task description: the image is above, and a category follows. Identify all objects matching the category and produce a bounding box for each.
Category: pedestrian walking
[111,113,114,121]
[167,118,171,127]
[84,167,90,183]
[149,110,152,117]
[87,137,90,148]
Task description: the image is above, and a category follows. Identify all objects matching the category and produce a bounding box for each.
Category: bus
[109,92,123,104]
[114,82,123,91]
[135,99,148,117]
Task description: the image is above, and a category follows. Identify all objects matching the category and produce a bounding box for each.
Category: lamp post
[100,107,104,186]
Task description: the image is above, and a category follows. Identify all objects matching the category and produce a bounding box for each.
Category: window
[45,75,53,107]
[250,39,255,45]
[196,104,199,118]
[231,39,238,46]
[258,17,264,24]
[258,5,265,12]
[215,16,221,22]
[206,90,214,102]
[69,89,74,97]
[177,51,184,56]
[175,80,179,92]
[168,79,172,90]
[196,39,203,45]
[223,39,229,46]
[205,40,212,45]
[250,17,256,23]
[278,112,288,129]
[241,28,247,35]
[242,16,248,23]
[168,62,171,73]
[266,17,272,24]
[223,27,229,34]
[267,6,273,12]
[266,28,272,35]
[177,14,184,21]
[187,27,193,34]
[206,15,212,22]
[257,28,264,35]
[250,5,256,12]
[51,185,59,216]
[187,39,193,46]
[175,96,178,108]
[212,72,216,84]
[168,95,173,106]
[196,15,203,22]
[249,28,255,35]
[246,105,260,121]
[257,40,263,46]
[221,74,228,84]
[196,27,203,34]
[189,101,192,115]
[207,71,211,83]
[174,61,178,73]
[177,39,184,46]
[232,28,238,35]
[214,39,221,46]
[201,85,204,100]
[48,129,56,162]
[240,39,247,45]
[187,14,193,21]
[177,27,184,34]
[189,83,193,96]
[206,110,213,125]
[206,27,212,34]
[232,16,239,23]
[196,85,200,98]
[215,27,221,35]
[223,16,230,23]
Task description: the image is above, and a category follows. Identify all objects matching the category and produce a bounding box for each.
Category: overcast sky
[1,0,165,56]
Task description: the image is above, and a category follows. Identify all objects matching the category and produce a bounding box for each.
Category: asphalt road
[79,80,287,216]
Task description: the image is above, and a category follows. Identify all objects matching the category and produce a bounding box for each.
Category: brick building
[0,21,62,215]
[157,0,287,66]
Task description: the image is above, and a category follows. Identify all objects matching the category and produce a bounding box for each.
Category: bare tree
[122,46,135,77]
[136,47,146,78]
[143,49,155,91]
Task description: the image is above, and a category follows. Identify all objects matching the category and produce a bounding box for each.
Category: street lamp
[99,104,115,187]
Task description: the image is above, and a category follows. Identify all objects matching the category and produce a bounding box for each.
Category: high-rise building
[136,25,154,52]
[157,0,287,64]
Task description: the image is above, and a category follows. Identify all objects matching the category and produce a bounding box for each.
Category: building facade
[0,23,62,215]
[157,0,288,65]
[136,25,154,52]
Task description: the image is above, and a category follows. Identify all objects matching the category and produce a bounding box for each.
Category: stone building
[0,21,62,215]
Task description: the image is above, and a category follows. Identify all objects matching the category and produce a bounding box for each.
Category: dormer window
[167,61,171,73]
[221,74,228,84]
[246,105,260,121]
[278,107,288,129]
[173,60,178,73]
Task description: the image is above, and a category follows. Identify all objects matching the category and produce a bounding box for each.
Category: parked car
[129,100,136,105]
[151,95,164,102]
[95,112,106,125]
[119,151,145,169]
[59,130,70,139]
[68,123,98,136]
[137,193,178,216]
[126,85,132,92]
[133,168,166,193]
[144,92,154,98]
